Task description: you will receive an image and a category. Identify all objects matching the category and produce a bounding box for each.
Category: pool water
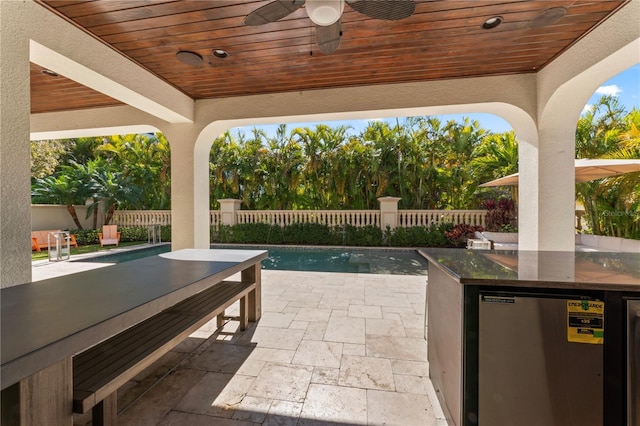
[76,245,428,275]
[75,244,171,264]
[262,247,427,275]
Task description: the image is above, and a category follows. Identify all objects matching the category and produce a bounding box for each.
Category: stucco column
[161,126,205,250]
[219,199,241,225]
[378,197,400,230]
[519,120,577,251]
[0,1,32,287]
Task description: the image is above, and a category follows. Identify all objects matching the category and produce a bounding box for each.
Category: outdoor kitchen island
[419,248,640,426]
[1,248,267,426]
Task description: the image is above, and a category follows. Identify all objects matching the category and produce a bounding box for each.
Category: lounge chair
[98,225,121,247]
[31,230,78,252]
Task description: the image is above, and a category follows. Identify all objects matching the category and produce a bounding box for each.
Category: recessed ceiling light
[212,49,229,59]
[176,50,204,67]
[41,69,59,77]
[530,7,567,28]
[482,16,503,29]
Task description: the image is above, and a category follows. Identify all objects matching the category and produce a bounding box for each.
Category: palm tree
[91,168,142,225]
[575,97,639,238]
[472,130,519,202]
[293,124,350,209]
[575,95,625,158]
[66,159,105,229]
[439,118,486,209]
[97,134,171,210]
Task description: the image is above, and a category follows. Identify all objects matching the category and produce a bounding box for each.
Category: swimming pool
[76,245,428,275]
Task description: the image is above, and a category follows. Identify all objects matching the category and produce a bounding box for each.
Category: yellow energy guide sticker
[567,300,604,344]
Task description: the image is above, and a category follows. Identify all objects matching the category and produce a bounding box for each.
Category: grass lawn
[31,241,148,261]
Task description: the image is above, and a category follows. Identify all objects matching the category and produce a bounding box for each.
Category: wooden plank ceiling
[32,0,627,114]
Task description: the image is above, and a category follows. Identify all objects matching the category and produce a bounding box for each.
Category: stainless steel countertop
[1,249,267,388]
[419,249,640,291]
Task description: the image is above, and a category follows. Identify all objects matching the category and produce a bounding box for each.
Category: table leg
[242,263,261,322]
[1,358,73,425]
[92,391,117,426]
[239,295,248,331]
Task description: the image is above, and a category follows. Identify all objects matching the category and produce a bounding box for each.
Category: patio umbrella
[480,158,640,187]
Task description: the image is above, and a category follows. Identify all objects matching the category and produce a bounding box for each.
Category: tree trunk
[92,207,98,229]
[104,203,116,225]
[66,205,83,229]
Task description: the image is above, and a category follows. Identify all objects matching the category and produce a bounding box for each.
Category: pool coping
[32,243,171,267]
[210,243,426,252]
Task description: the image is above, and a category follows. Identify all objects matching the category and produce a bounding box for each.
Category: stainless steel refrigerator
[478,291,604,426]
[628,299,640,426]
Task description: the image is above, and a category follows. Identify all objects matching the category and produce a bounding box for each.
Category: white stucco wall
[31,205,95,231]
[1,1,34,287]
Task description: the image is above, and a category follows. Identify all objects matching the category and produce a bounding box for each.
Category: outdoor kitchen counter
[419,249,640,291]
[419,248,640,426]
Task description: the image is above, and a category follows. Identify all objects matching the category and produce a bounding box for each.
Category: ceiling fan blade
[244,0,305,26]
[315,20,341,54]
[346,0,415,20]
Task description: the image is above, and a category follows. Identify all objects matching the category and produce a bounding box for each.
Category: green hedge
[69,222,479,247]
[385,223,452,247]
[213,222,477,247]
[68,225,171,245]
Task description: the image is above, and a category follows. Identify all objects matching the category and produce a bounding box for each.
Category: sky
[232,64,640,138]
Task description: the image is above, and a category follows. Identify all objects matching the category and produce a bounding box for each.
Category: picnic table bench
[1,248,266,426]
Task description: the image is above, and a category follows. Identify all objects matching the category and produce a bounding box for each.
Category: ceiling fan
[243,0,416,54]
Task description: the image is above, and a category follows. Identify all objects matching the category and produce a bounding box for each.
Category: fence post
[378,197,400,231]
[219,199,241,226]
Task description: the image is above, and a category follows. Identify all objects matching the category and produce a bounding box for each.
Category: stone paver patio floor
[64,267,446,426]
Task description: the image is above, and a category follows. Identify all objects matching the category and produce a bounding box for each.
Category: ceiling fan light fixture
[306,0,344,26]
[482,16,503,29]
[212,49,229,59]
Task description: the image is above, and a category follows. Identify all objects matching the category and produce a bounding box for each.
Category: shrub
[481,198,517,232]
[213,224,233,243]
[69,228,100,245]
[230,223,278,244]
[283,222,337,245]
[385,223,455,247]
[444,223,483,247]
[160,225,172,242]
[118,226,148,242]
[344,225,383,246]
[68,225,172,245]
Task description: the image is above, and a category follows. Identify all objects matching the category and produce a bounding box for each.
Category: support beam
[27,2,193,124]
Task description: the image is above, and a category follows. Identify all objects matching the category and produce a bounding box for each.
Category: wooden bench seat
[72,280,256,424]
